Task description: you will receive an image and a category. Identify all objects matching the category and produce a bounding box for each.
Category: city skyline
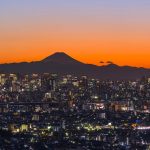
[1,1,150,149]
[0,0,150,67]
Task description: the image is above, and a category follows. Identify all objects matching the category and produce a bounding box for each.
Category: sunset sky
[0,0,150,67]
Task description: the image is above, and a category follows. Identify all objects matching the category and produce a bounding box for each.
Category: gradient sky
[0,0,150,67]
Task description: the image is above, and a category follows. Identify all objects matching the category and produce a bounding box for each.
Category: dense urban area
[0,73,150,149]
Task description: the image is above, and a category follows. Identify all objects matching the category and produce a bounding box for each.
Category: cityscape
[0,72,150,149]
[1,0,150,149]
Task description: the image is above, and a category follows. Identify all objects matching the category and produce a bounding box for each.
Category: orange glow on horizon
[1,22,150,68]
[0,47,150,68]
[0,31,150,68]
[1,0,150,68]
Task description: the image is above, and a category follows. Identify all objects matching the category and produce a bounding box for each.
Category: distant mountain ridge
[0,52,150,80]
[42,52,83,64]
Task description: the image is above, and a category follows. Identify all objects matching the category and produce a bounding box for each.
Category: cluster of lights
[137,126,150,130]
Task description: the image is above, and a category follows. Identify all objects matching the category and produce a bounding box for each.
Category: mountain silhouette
[42,52,83,64]
[0,52,150,80]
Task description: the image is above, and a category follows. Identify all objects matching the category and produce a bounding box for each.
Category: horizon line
[0,52,149,69]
